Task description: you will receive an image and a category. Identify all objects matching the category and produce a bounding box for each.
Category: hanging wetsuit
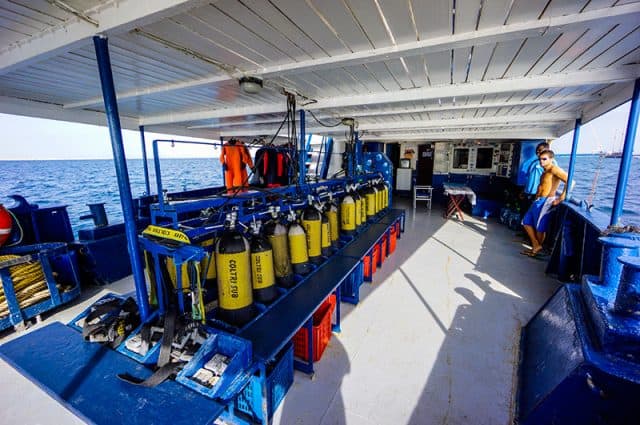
[239,142,254,188]
[221,139,254,192]
[254,147,290,187]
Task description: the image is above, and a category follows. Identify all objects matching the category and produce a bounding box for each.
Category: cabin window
[475,148,494,169]
[452,148,469,169]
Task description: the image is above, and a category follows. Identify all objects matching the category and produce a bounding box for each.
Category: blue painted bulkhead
[517,203,640,424]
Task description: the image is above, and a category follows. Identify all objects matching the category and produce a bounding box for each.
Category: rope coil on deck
[0,255,52,317]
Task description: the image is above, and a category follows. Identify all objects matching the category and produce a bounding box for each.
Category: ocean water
[555,155,639,226]
[0,159,223,234]
[0,156,637,236]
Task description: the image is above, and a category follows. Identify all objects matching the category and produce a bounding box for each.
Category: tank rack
[0,160,404,425]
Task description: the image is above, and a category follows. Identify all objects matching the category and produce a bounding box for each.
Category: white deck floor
[0,199,559,424]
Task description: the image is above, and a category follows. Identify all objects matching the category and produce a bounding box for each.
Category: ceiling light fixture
[239,76,263,94]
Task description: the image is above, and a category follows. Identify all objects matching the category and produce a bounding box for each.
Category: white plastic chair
[413,185,433,210]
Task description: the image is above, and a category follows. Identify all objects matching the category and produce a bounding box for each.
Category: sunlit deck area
[0,198,560,424]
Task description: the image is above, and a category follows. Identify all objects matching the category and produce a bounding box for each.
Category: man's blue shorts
[522,197,554,232]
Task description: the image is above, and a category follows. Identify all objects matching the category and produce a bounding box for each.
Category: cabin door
[416,144,434,186]
[386,142,401,185]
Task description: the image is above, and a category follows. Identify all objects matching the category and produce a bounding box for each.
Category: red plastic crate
[380,234,388,264]
[293,295,336,362]
[388,226,397,255]
[363,245,379,280]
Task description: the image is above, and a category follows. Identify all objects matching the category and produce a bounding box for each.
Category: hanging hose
[0,255,53,317]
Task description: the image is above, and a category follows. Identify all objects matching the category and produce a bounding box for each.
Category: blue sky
[0,101,638,160]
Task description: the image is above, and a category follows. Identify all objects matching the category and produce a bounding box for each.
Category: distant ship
[604,151,623,158]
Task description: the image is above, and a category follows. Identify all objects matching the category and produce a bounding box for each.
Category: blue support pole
[355,131,363,173]
[93,36,151,321]
[565,118,581,200]
[152,140,165,214]
[299,109,306,186]
[139,125,151,195]
[611,78,640,226]
[220,136,225,188]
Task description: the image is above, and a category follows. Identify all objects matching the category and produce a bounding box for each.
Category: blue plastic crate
[340,261,365,305]
[67,292,127,332]
[236,343,294,422]
[176,328,252,400]
[115,311,163,365]
[0,242,81,332]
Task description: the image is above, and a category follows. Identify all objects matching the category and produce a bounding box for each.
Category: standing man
[521,150,567,257]
[524,142,554,197]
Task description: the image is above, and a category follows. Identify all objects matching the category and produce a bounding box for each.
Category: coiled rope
[0,255,50,317]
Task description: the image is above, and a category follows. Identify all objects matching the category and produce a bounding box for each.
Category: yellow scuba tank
[302,205,322,264]
[321,212,331,257]
[340,194,356,235]
[377,182,385,211]
[200,238,217,290]
[144,251,158,306]
[352,191,362,229]
[327,201,340,248]
[375,182,381,211]
[365,186,376,219]
[215,229,254,326]
[250,224,277,303]
[357,188,367,227]
[288,218,311,275]
[264,220,294,288]
[382,181,389,209]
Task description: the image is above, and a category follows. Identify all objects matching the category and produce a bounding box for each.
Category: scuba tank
[381,181,389,209]
[352,190,362,230]
[264,220,295,288]
[340,194,356,235]
[365,186,376,219]
[301,205,322,264]
[377,181,386,211]
[215,221,254,327]
[249,223,278,304]
[200,238,217,291]
[327,200,340,248]
[288,214,311,275]
[321,211,331,257]
[357,187,367,227]
[373,183,381,214]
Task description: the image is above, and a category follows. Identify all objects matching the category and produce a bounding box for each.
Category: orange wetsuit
[220,140,254,192]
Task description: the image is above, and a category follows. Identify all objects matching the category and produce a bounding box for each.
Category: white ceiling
[1,0,639,142]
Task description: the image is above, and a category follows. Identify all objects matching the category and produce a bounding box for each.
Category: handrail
[152,139,222,214]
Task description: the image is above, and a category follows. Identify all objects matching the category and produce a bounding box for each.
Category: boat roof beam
[218,112,574,138]
[62,2,640,111]
[358,128,557,141]
[140,65,639,126]
[0,0,210,76]
[189,95,598,130]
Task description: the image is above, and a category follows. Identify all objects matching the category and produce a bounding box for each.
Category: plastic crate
[388,225,397,255]
[363,244,379,280]
[176,329,252,400]
[235,343,294,422]
[340,261,365,304]
[379,234,388,265]
[293,296,335,362]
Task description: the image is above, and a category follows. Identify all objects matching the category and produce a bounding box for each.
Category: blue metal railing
[139,125,151,196]
[565,118,581,200]
[152,139,223,214]
[611,78,640,226]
